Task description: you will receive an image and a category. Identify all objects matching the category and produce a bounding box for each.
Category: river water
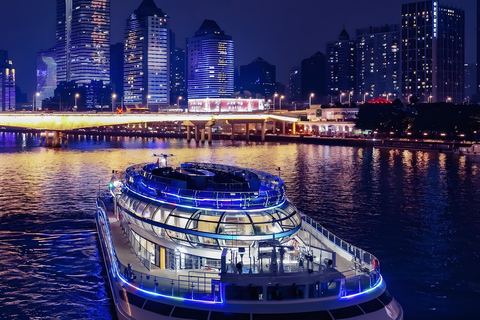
[0,132,479,319]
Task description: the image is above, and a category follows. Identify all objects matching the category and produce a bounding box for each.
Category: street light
[340,92,346,104]
[279,95,284,111]
[309,93,314,107]
[428,95,433,103]
[147,95,151,109]
[407,94,413,104]
[363,92,369,104]
[112,93,117,112]
[446,97,452,103]
[34,92,40,111]
[273,93,278,111]
[349,91,354,104]
[75,93,80,110]
[177,96,183,107]
[386,93,392,101]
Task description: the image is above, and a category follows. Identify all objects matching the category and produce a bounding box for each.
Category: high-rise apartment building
[0,50,15,111]
[56,0,110,84]
[288,67,301,102]
[477,0,480,95]
[170,47,186,106]
[124,0,170,109]
[356,25,401,102]
[239,57,276,99]
[402,1,464,103]
[327,29,356,102]
[36,48,57,110]
[301,52,326,102]
[110,43,124,102]
[187,20,234,100]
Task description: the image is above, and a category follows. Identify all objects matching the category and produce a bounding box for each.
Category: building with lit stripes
[0,51,15,111]
[187,20,234,100]
[56,0,110,84]
[401,1,464,103]
[124,0,170,109]
[36,48,57,110]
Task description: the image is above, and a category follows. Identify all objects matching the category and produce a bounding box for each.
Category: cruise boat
[95,160,403,320]
[456,143,480,157]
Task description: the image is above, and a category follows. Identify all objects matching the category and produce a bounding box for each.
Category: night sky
[0,0,476,97]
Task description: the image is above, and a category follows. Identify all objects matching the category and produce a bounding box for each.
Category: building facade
[124,0,170,109]
[401,0,465,103]
[110,42,124,103]
[301,52,326,102]
[187,20,234,100]
[288,67,301,103]
[356,25,401,102]
[36,48,57,110]
[0,51,15,111]
[239,57,276,99]
[326,29,356,103]
[170,47,186,106]
[56,0,110,84]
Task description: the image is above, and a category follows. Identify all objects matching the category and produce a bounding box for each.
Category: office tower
[288,67,301,102]
[170,47,186,106]
[0,50,15,111]
[477,0,480,95]
[356,25,401,102]
[301,52,326,102]
[56,0,110,84]
[187,20,234,99]
[327,29,356,102]
[124,0,170,109]
[465,63,476,103]
[36,48,57,110]
[239,57,276,98]
[402,1,464,103]
[110,43,124,101]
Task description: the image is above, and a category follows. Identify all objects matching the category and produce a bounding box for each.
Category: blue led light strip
[340,275,383,299]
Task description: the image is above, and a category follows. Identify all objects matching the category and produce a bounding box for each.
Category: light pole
[75,93,80,110]
[112,93,117,112]
[279,95,284,111]
[428,95,433,103]
[386,93,392,101]
[349,91,353,105]
[309,93,314,107]
[34,92,40,111]
[340,92,346,104]
[177,96,183,107]
[273,93,278,111]
[446,96,452,103]
[407,94,413,104]
[147,95,151,109]
[363,92,369,104]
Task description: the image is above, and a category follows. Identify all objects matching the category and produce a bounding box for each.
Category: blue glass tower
[124,0,170,109]
[187,20,234,100]
[36,48,57,110]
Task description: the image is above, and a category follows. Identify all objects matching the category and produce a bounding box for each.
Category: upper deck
[124,162,286,211]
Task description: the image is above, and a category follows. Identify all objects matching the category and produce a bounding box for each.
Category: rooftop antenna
[153,153,173,167]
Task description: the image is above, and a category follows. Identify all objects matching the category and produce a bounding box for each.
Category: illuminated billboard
[188,98,265,113]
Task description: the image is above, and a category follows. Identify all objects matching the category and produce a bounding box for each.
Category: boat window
[143,203,157,219]
[225,285,263,300]
[171,306,209,320]
[377,290,393,306]
[358,298,385,313]
[210,311,250,320]
[329,305,364,319]
[252,311,332,320]
[136,201,148,217]
[266,285,306,300]
[142,300,173,316]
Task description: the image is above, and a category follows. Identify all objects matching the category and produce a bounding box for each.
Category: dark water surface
[0,132,479,319]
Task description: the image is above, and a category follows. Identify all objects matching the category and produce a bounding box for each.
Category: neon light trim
[340,275,383,299]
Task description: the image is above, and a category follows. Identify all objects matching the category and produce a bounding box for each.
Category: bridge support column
[200,128,205,143]
[246,123,250,141]
[292,122,296,134]
[282,121,286,135]
[230,124,235,140]
[207,126,212,144]
[186,126,191,142]
[272,120,276,135]
[194,126,199,143]
[261,121,266,142]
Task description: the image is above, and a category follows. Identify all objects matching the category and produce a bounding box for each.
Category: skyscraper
[56,0,110,84]
[356,25,401,101]
[402,1,464,103]
[110,42,124,101]
[187,20,234,100]
[239,57,276,98]
[170,47,186,106]
[327,29,356,102]
[477,0,480,95]
[301,52,326,102]
[36,48,57,110]
[124,0,170,109]
[0,50,15,111]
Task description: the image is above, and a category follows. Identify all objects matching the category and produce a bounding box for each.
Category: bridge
[0,112,299,146]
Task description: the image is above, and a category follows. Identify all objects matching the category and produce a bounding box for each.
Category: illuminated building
[124,0,170,110]
[56,0,110,84]
[301,52,326,102]
[0,50,15,111]
[110,43,124,102]
[402,1,464,103]
[327,29,356,102]
[187,20,234,100]
[36,48,57,110]
[239,57,276,99]
[356,25,401,101]
[170,47,186,106]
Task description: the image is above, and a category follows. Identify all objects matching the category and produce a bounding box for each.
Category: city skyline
[0,0,475,97]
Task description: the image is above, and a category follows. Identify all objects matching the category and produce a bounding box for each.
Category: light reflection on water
[0,132,479,319]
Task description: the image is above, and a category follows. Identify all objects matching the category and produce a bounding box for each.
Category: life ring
[373,259,379,269]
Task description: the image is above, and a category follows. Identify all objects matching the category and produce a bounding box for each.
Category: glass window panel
[136,202,148,216]
[143,203,158,219]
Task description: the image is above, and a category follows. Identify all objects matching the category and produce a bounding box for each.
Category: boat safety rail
[119,219,152,271]
[300,214,378,269]
[96,198,221,302]
[124,163,286,210]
